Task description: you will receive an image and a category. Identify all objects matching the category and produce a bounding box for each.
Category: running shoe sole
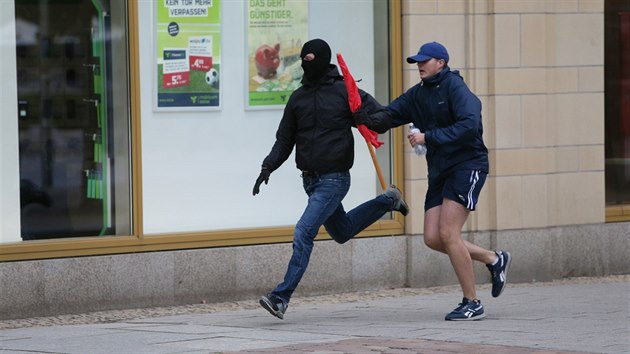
[446,312,486,321]
[259,296,284,319]
[494,251,512,297]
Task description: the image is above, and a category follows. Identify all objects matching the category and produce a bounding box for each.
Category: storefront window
[605,1,630,214]
[14,0,131,240]
[2,0,399,250]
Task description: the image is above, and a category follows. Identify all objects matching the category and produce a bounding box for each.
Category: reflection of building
[14,18,38,45]
[15,1,115,240]
[0,1,628,320]
[608,11,630,205]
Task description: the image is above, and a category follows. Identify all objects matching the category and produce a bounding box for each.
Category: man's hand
[252,167,271,196]
[407,130,426,147]
[353,109,370,126]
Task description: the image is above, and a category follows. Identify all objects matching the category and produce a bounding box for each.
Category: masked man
[253,38,408,319]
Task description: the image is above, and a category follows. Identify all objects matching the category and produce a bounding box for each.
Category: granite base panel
[1,223,628,320]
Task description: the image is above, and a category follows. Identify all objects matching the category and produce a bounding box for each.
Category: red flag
[337,53,384,148]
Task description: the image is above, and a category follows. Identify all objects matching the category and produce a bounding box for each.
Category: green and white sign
[156,0,221,110]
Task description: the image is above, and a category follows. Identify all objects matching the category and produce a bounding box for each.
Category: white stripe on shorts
[467,170,480,210]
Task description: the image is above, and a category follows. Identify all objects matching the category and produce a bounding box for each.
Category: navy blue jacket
[387,67,488,178]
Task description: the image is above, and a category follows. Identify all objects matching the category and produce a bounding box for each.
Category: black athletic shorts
[425,169,487,211]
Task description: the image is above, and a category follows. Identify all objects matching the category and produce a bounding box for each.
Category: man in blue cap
[355,41,512,321]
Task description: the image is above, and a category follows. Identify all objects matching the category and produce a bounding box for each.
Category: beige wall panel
[521,14,547,67]
[464,68,490,96]
[438,0,466,14]
[578,145,605,171]
[402,15,467,70]
[553,171,605,225]
[401,16,415,57]
[578,66,604,92]
[546,174,559,225]
[522,174,549,228]
[494,95,522,148]
[547,67,579,93]
[578,0,603,13]
[488,149,497,175]
[545,146,557,172]
[546,0,579,13]
[404,151,428,181]
[544,95,561,147]
[492,68,547,94]
[473,176,496,231]
[522,95,549,148]
[470,14,490,68]
[494,148,548,176]
[494,0,546,13]
[402,0,438,14]
[402,69,418,91]
[495,176,523,229]
[549,14,603,67]
[405,179,428,235]
[479,95,495,148]
[494,14,521,67]
[472,0,490,14]
[554,146,579,172]
[553,93,604,146]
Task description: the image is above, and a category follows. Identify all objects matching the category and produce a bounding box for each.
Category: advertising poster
[246,0,308,108]
[155,0,221,110]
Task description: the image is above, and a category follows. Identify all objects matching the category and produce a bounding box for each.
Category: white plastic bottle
[408,123,427,156]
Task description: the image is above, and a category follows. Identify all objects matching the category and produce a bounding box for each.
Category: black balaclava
[300,38,331,83]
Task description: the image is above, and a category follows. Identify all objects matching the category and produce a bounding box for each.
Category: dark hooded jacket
[262,65,384,174]
[385,67,488,178]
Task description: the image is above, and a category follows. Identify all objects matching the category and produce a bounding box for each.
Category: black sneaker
[487,250,512,297]
[445,297,485,321]
[384,185,409,216]
[259,293,287,319]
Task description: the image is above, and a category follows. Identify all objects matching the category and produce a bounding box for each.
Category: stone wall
[2,222,627,320]
[401,0,605,233]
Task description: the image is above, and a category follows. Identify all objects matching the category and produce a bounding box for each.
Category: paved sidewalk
[0,276,628,353]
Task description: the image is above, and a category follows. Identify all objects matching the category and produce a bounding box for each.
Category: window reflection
[15,0,131,239]
[605,2,630,207]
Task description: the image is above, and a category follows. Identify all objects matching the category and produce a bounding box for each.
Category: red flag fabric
[337,53,384,148]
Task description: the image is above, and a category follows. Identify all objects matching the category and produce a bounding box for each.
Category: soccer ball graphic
[205,68,219,87]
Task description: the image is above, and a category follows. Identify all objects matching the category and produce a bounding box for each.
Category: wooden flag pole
[366,141,387,190]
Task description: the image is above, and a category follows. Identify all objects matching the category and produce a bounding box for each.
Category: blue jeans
[271,171,394,304]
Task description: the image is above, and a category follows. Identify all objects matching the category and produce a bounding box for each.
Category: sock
[489,255,499,266]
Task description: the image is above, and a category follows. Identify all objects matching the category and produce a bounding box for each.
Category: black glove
[353,108,370,126]
[252,167,271,196]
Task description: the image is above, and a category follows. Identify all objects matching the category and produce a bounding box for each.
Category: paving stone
[0,276,627,354]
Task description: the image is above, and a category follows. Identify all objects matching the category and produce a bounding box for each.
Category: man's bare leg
[424,199,476,299]
[424,205,496,264]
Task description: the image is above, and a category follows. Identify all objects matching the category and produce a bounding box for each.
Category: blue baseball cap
[406,41,449,63]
